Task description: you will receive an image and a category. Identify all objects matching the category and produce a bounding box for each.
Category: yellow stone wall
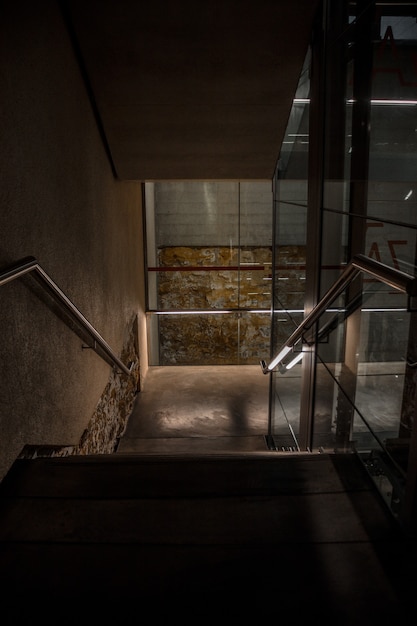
[155,245,306,365]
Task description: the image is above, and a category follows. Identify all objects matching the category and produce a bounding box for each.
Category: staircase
[0,451,415,624]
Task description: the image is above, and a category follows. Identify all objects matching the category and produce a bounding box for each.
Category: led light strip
[293,98,417,105]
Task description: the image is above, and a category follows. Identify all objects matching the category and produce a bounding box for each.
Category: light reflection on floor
[118,361,407,456]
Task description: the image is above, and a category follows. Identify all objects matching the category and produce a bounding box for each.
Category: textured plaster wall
[0,0,146,480]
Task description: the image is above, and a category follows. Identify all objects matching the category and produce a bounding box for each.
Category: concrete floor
[117,365,273,455]
[117,362,403,456]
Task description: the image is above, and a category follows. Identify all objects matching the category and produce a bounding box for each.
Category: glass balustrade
[268,269,415,518]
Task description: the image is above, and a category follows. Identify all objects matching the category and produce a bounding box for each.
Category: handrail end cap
[260,360,269,374]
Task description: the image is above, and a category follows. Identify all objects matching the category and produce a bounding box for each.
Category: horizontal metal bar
[261,254,417,373]
[0,256,133,376]
[147,308,272,315]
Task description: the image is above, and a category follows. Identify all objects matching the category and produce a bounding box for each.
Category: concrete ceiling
[64,0,320,181]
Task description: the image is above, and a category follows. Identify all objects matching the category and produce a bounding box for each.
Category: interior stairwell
[0,367,416,624]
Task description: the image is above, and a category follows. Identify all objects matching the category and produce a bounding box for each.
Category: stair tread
[117,434,271,454]
[0,451,414,623]
[1,541,414,623]
[0,452,374,498]
[0,489,396,543]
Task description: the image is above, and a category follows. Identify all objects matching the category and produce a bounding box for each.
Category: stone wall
[155,244,307,365]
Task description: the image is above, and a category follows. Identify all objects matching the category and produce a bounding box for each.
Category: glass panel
[145,181,273,365]
[147,181,240,314]
[155,266,241,311]
[321,5,355,285]
[313,356,409,521]
[353,357,406,445]
[269,50,310,448]
[308,276,414,520]
[365,8,417,288]
[270,365,302,451]
[269,307,305,450]
[312,3,417,520]
[321,207,350,295]
[364,216,417,273]
[153,181,240,252]
[239,182,274,310]
[369,13,417,189]
[239,182,274,248]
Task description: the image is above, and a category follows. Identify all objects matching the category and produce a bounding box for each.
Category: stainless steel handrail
[0,256,134,376]
[261,253,417,373]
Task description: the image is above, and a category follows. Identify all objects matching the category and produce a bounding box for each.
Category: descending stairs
[0,452,415,624]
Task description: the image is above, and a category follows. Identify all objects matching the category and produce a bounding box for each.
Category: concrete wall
[153,182,273,247]
[0,0,147,479]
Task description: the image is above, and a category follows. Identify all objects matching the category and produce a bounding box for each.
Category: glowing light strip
[353,99,417,106]
[148,305,409,316]
[361,307,409,312]
[285,352,304,370]
[267,346,292,371]
[148,309,272,315]
[272,307,408,314]
[293,98,417,106]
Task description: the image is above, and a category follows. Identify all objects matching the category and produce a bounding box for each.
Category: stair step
[1,540,411,623]
[0,452,414,623]
[0,452,374,498]
[116,433,271,454]
[0,488,395,544]
[0,453,398,544]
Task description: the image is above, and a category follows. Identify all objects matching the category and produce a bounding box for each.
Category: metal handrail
[0,256,134,376]
[261,253,417,373]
